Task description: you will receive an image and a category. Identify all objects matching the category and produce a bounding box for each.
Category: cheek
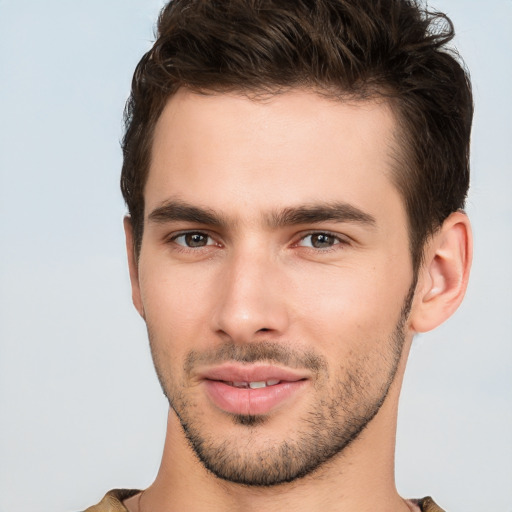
[288,263,409,348]
[138,259,215,339]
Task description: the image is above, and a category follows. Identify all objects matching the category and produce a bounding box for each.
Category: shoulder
[410,496,446,512]
[82,489,141,512]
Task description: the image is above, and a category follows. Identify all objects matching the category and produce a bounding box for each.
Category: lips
[199,364,308,416]
[226,379,281,389]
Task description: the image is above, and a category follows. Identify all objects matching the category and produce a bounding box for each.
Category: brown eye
[174,232,213,248]
[311,233,336,248]
[298,233,341,249]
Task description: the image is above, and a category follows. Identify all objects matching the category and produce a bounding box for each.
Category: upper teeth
[231,379,280,389]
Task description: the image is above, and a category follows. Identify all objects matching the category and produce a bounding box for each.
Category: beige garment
[84,489,446,512]
[84,489,140,512]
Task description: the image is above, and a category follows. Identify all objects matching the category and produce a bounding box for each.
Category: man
[86,0,473,510]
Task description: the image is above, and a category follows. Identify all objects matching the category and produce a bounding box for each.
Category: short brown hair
[121,0,473,269]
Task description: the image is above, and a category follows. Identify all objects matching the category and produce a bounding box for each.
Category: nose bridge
[211,241,289,342]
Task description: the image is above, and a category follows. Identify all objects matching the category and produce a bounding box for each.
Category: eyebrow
[148,199,376,229]
[267,202,376,228]
[148,200,228,227]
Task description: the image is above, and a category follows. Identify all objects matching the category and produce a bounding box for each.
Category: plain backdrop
[0,1,511,511]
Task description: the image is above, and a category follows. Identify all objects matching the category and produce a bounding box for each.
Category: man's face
[130,89,417,486]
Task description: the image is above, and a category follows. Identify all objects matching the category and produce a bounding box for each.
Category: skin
[124,89,472,512]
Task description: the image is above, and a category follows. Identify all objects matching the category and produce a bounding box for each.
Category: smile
[202,377,306,417]
[226,379,281,389]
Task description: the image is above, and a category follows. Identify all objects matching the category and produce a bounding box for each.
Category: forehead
[147,88,403,223]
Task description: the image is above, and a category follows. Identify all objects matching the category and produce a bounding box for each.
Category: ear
[123,216,145,319]
[410,211,472,333]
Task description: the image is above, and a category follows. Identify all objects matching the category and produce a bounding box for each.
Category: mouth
[221,379,282,389]
[198,363,307,384]
[199,365,308,417]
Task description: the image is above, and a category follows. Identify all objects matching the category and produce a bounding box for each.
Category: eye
[172,232,216,248]
[297,232,343,249]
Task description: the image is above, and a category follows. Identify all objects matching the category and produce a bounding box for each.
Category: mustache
[184,341,327,375]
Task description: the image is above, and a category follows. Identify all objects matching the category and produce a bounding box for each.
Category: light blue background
[0,1,510,511]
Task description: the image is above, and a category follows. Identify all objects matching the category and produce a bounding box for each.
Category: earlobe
[123,216,145,319]
[410,211,472,333]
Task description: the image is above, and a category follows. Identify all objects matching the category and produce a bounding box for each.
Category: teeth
[232,382,249,388]
[249,381,267,389]
[229,380,281,388]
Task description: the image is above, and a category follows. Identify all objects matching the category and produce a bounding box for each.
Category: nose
[211,248,290,343]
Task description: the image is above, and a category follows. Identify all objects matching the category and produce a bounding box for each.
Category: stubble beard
[149,285,415,487]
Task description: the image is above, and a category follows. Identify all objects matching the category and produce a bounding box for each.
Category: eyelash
[168,231,219,250]
[166,230,349,254]
[294,231,349,251]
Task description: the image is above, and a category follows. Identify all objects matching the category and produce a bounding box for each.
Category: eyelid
[164,228,351,250]
[294,230,351,249]
[167,229,221,248]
